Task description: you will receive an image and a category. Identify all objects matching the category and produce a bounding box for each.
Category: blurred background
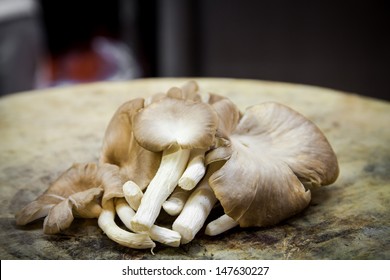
[0,0,388,100]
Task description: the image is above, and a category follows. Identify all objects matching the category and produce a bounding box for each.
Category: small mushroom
[206,102,339,231]
[171,95,242,242]
[130,93,219,232]
[98,95,189,247]
[15,162,103,234]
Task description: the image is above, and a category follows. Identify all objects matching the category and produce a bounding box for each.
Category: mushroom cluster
[15,81,339,250]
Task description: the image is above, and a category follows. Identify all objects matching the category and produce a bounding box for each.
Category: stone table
[0,78,389,259]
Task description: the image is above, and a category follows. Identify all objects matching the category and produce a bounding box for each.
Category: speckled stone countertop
[0,78,389,259]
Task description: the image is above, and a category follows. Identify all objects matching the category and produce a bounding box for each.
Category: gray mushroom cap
[207,102,339,227]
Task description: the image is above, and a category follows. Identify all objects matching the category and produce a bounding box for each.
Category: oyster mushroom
[15,81,340,250]
[130,94,219,232]
[170,82,212,190]
[15,162,103,234]
[171,95,241,243]
[206,102,339,233]
[98,97,180,247]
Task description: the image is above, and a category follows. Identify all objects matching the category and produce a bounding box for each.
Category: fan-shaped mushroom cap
[133,97,219,152]
[100,98,143,165]
[207,102,339,227]
[99,98,161,190]
[15,162,103,234]
[43,187,102,234]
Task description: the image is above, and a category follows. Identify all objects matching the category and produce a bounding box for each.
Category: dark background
[3,0,390,100]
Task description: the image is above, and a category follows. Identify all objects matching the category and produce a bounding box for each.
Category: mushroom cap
[15,162,103,233]
[133,97,219,152]
[98,163,125,203]
[166,81,201,102]
[99,98,161,190]
[208,102,339,227]
[209,95,241,141]
[100,98,145,167]
[43,187,102,234]
[205,95,241,162]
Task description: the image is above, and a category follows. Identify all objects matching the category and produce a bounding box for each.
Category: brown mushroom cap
[98,163,126,203]
[99,98,161,190]
[43,187,102,234]
[133,97,219,152]
[205,96,241,163]
[15,162,103,233]
[210,95,241,138]
[100,98,145,167]
[208,102,339,227]
[166,81,201,102]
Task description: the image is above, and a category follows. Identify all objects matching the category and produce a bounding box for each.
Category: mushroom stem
[178,149,207,190]
[98,199,155,249]
[162,187,192,216]
[172,162,223,244]
[115,198,181,247]
[131,146,191,232]
[205,214,239,236]
[123,180,143,210]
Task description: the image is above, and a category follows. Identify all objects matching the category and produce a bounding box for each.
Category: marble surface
[0,78,389,259]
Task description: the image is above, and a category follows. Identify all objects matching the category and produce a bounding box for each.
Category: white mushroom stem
[98,199,155,249]
[115,198,181,247]
[131,147,191,232]
[123,180,143,210]
[172,162,223,244]
[205,214,239,236]
[162,187,192,216]
[178,149,207,190]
